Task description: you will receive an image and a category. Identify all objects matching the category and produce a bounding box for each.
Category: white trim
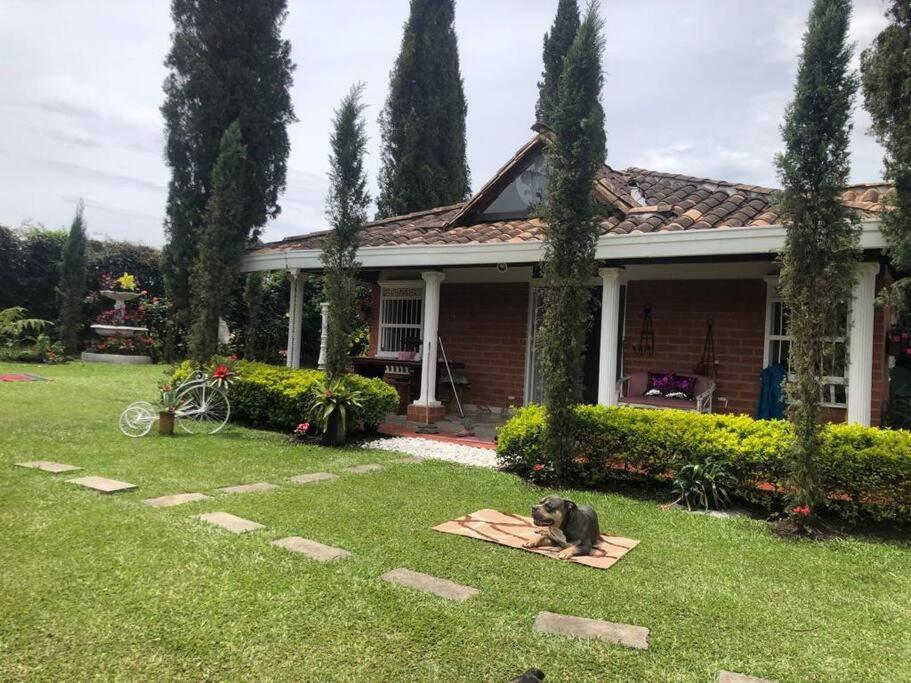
[762,275,853,409]
[597,268,623,406]
[241,221,885,273]
[847,263,880,425]
[377,281,425,359]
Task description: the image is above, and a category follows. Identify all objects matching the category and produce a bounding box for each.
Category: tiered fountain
[81,274,153,365]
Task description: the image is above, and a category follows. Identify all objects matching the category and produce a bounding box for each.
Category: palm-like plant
[668,458,735,512]
[0,307,54,346]
[306,377,364,444]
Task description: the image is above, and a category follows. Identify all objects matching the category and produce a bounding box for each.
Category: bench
[619,371,716,413]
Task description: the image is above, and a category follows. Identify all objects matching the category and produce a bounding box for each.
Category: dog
[509,668,545,683]
[523,495,600,559]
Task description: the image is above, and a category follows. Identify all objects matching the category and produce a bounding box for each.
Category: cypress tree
[322,84,370,380]
[539,3,606,481]
[376,0,470,218]
[861,1,911,307]
[775,0,860,523]
[161,0,295,326]
[243,272,264,360]
[57,201,88,356]
[189,122,251,362]
[536,0,580,126]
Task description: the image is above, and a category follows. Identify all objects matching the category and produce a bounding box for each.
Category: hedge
[497,404,911,524]
[171,361,398,434]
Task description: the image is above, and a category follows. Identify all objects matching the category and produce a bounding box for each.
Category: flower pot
[321,411,347,446]
[159,411,175,435]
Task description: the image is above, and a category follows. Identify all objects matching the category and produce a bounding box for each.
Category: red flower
[892,335,902,343]
[230,354,238,361]
[572,455,590,465]
[791,505,811,516]
[325,390,333,398]
[212,364,231,380]
[532,463,545,472]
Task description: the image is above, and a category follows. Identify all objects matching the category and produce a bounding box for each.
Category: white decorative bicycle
[119,371,231,438]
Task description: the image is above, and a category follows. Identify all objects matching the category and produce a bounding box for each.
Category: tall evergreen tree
[57,201,88,356]
[189,122,251,362]
[776,0,860,521]
[536,0,580,126]
[861,1,911,307]
[376,0,469,218]
[539,3,606,481]
[243,272,264,360]
[161,0,295,326]
[322,84,371,380]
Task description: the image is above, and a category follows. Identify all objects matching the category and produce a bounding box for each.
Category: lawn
[1,363,910,682]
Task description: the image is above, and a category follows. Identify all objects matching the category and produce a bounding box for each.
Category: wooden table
[350,357,466,414]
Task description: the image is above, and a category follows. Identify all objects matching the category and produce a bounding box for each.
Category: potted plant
[306,377,364,446]
[398,335,422,361]
[158,381,180,435]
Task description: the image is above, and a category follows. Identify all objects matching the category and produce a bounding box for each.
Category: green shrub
[170,360,397,434]
[497,404,911,524]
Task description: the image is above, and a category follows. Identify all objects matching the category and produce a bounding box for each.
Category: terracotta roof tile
[250,167,892,256]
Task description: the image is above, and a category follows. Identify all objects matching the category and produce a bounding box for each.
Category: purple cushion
[646,372,675,396]
[671,374,697,400]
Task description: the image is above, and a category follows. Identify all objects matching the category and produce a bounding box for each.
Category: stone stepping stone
[718,673,776,683]
[391,456,424,464]
[344,464,383,474]
[67,476,137,494]
[289,472,339,485]
[271,536,351,562]
[381,567,479,602]
[533,611,649,650]
[217,482,278,495]
[16,461,81,473]
[194,511,264,534]
[143,492,212,508]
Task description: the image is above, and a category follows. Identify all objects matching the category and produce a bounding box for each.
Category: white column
[847,262,880,426]
[285,270,305,369]
[415,271,445,407]
[317,301,330,370]
[597,267,623,406]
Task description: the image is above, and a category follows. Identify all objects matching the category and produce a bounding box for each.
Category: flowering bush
[86,335,154,356]
[292,421,312,442]
[159,381,184,413]
[99,271,139,292]
[95,308,144,326]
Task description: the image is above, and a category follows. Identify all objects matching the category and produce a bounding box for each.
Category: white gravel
[360,436,499,469]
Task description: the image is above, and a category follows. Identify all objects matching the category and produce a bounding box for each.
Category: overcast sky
[0,0,892,247]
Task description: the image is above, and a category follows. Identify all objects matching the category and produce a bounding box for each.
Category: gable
[480,150,548,219]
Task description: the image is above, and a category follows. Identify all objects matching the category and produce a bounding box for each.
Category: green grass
[1,362,910,682]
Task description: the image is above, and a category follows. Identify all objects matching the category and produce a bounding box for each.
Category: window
[765,284,848,407]
[378,283,424,357]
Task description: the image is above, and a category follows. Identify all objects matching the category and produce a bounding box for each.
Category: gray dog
[523,495,601,559]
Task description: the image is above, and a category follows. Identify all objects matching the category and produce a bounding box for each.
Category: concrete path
[271,536,351,562]
[67,476,137,494]
[718,672,776,683]
[143,492,212,508]
[289,472,339,485]
[344,464,383,474]
[194,511,264,534]
[16,461,81,473]
[533,611,649,650]
[217,482,278,494]
[381,567,479,602]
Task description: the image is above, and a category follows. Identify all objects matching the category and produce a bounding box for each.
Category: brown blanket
[433,509,638,570]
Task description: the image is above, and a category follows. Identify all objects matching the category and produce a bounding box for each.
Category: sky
[0,0,893,247]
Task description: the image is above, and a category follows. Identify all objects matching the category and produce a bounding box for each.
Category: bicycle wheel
[119,402,155,438]
[175,381,230,435]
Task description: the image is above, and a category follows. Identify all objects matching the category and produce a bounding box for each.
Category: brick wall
[622,278,889,425]
[437,282,529,409]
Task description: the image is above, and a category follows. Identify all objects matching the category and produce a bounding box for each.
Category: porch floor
[378,413,499,450]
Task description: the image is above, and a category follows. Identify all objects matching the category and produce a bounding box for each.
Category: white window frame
[763,278,848,408]
[377,281,425,359]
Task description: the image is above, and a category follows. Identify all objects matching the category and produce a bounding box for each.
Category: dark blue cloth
[755,364,787,420]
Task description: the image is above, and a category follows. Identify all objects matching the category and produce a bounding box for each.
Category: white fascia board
[240,220,884,272]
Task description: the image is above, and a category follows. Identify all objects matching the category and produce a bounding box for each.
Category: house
[241,128,895,427]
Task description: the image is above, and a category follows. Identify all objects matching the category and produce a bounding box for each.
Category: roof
[250,134,893,257]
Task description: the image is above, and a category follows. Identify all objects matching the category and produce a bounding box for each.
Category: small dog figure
[523,495,601,560]
[510,668,545,683]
